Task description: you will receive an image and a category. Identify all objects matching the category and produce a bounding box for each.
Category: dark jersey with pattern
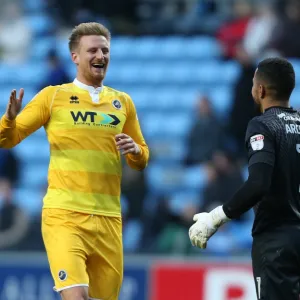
[245,106,300,235]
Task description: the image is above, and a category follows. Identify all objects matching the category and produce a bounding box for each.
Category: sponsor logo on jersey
[277,113,300,122]
[250,134,264,150]
[70,111,120,127]
[112,99,122,110]
[70,95,79,104]
[58,270,67,281]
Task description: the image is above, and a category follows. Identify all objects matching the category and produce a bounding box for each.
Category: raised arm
[0,86,55,148]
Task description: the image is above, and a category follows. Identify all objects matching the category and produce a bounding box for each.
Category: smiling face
[71,35,110,87]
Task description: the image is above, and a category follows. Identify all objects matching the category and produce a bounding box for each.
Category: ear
[71,51,79,65]
[259,84,266,99]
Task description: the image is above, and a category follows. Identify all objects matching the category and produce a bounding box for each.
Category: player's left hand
[188,206,230,249]
[115,133,140,156]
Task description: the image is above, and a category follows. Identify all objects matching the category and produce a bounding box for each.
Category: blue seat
[168,191,201,215]
[0,63,47,86]
[14,134,49,162]
[25,14,55,36]
[20,161,48,188]
[288,59,300,84]
[56,39,71,62]
[110,37,135,60]
[14,188,44,216]
[182,164,209,190]
[157,62,196,84]
[159,37,186,59]
[186,36,222,59]
[147,138,187,163]
[123,219,143,253]
[145,163,209,195]
[106,61,142,84]
[30,37,57,60]
[130,37,159,59]
[290,88,300,109]
[145,164,183,194]
[221,61,241,84]
[208,85,233,120]
[141,112,192,139]
[191,60,240,85]
[128,88,154,111]
[0,86,38,113]
[23,0,46,12]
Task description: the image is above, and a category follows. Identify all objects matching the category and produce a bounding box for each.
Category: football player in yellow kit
[0,22,149,300]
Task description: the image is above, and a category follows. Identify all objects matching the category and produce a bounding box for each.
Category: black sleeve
[223,162,273,219]
[222,118,276,219]
[245,118,275,167]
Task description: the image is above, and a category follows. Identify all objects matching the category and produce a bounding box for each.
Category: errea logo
[70,95,79,104]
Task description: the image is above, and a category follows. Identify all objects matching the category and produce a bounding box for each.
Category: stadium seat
[182,164,209,190]
[288,59,300,84]
[14,134,49,163]
[145,163,208,195]
[25,14,55,36]
[159,36,187,59]
[145,164,184,194]
[290,88,300,109]
[167,190,202,215]
[147,137,188,163]
[30,37,57,60]
[19,161,48,188]
[186,36,222,59]
[110,36,136,60]
[141,112,193,139]
[123,219,143,252]
[0,85,38,113]
[207,85,233,120]
[56,38,71,62]
[129,37,159,59]
[14,187,44,216]
[23,0,46,13]
[0,63,46,86]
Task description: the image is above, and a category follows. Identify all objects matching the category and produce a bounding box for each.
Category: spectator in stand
[184,95,223,166]
[0,179,29,250]
[217,0,253,60]
[227,44,259,159]
[0,2,32,64]
[243,1,279,61]
[267,0,300,58]
[39,49,70,89]
[0,149,19,186]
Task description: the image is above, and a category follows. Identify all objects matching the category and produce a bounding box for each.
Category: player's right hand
[5,89,24,120]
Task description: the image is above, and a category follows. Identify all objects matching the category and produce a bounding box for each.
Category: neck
[76,73,102,88]
[262,98,290,112]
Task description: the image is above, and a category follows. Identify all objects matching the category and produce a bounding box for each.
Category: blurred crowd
[0,0,300,256]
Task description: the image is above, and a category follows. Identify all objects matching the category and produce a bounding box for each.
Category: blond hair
[68,22,111,52]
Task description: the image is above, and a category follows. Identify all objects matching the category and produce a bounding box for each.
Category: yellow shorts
[42,208,123,300]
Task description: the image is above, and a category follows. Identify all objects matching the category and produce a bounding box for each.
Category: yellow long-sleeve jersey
[0,82,149,217]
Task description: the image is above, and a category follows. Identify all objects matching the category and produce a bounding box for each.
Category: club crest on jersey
[58,270,67,281]
[112,99,122,110]
[250,134,264,150]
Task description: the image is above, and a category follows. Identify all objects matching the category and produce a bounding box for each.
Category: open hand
[5,89,24,120]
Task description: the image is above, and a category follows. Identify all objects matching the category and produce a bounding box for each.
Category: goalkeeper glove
[188,205,230,249]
